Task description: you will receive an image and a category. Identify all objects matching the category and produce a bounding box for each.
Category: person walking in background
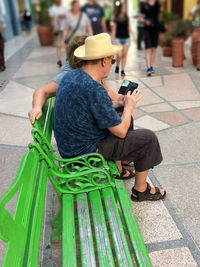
[112,2,136,77]
[0,14,6,72]
[82,0,106,35]
[139,0,165,76]
[23,9,32,33]
[63,0,92,44]
[104,4,112,33]
[49,0,69,68]
[190,0,200,28]
[137,1,144,50]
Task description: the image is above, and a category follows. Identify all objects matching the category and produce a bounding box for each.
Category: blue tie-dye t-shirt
[53,68,122,158]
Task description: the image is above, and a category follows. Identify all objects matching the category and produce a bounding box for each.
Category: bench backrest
[0,98,55,266]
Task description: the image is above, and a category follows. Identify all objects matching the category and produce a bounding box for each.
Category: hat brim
[74,44,123,60]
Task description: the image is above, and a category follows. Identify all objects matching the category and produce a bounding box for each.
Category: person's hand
[28,108,42,126]
[124,90,143,111]
[117,95,125,106]
[1,26,6,32]
[59,14,66,19]
[145,20,151,26]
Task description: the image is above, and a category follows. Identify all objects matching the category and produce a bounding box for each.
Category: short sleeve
[49,6,54,17]
[89,84,122,129]
[53,61,72,85]
[83,12,91,26]
[140,2,146,14]
[64,12,72,29]
[191,6,197,14]
[99,6,104,18]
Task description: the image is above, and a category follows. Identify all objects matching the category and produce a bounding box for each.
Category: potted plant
[162,33,172,57]
[37,0,54,46]
[170,19,187,40]
[158,11,179,46]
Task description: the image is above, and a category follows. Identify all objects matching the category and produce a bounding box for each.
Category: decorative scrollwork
[30,127,117,195]
[48,168,114,194]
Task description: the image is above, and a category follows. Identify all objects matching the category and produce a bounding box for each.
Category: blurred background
[0,0,199,42]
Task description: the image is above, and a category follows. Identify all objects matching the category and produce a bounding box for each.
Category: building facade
[0,0,32,41]
[164,0,197,19]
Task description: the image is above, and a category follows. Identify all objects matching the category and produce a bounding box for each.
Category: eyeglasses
[108,56,116,65]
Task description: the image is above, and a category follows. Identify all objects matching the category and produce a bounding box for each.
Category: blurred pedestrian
[82,0,106,35]
[112,2,136,77]
[63,0,92,45]
[49,0,69,68]
[0,14,6,72]
[190,0,200,28]
[139,0,165,76]
[104,4,112,32]
[137,2,144,50]
[23,9,32,32]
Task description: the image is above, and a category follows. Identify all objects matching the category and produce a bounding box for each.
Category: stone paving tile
[141,103,174,113]
[182,108,200,122]
[132,108,145,119]
[153,73,200,102]
[0,114,32,146]
[0,146,28,266]
[134,115,170,131]
[0,81,33,117]
[137,89,163,107]
[154,164,200,249]
[153,111,189,126]
[189,71,200,88]
[13,74,56,90]
[157,122,200,165]
[27,53,58,64]
[124,178,182,244]
[27,46,58,59]
[14,61,59,78]
[149,247,198,267]
[140,76,163,88]
[171,100,200,109]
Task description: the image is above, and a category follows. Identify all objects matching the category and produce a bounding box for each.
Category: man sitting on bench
[53,33,166,201]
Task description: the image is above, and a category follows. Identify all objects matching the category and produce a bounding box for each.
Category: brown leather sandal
[131,182,166,201]
[116,168,135,180]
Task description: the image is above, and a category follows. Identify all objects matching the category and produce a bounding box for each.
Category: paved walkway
[0,29,200,266]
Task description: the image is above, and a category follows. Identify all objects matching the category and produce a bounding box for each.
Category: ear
[101,58,107,67]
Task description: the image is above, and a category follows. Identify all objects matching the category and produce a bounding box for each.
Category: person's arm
[28,81,58,125]
[109,90,142,138]
[85,13,93,34]
[102,80,119,100]
[111,21,116,43]
[87,24,93,34]
[101,17,107,32]
[129,20,136,42]
[62,29,69,46]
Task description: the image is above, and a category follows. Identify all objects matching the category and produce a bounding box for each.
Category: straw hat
[74,33,123,60]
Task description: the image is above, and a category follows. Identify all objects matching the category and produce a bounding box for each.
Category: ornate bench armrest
[48,167,115,197]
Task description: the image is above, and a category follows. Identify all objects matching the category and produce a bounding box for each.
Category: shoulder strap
[69,12,83,39]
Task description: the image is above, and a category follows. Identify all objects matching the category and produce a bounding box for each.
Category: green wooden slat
[115,180,152,267]
[24,160,49,266]
[2,151,39,267]
[77,193,96,267]
[88,190,115,267]
[102,187,134,267]
[62,194,77,267]
[44,97,55,142]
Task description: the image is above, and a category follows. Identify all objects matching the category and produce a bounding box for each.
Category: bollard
[197,41,200,71]
[191,28,200,65]
[172,39,184,67]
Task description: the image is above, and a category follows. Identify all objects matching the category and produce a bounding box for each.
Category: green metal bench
[0,98,152,266]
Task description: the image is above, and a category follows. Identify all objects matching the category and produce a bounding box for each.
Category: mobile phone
[118,80,139,95]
